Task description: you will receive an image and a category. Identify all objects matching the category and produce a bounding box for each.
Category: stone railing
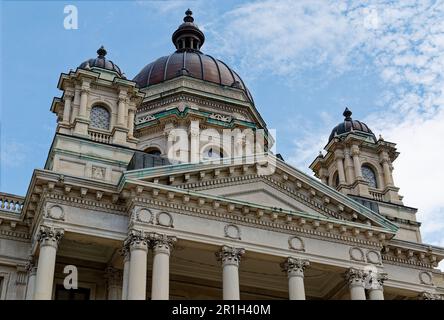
[369,189,384,202]
[0,193,24,214]
[88,129,112,144]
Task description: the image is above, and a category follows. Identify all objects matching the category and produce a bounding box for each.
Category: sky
[1,0,443,268]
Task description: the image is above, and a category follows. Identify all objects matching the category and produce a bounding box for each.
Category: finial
[318,151,323,157]
[184,8,194,23]
[379,134,384,141]
[343,107,352,120]
[97,46,107,58]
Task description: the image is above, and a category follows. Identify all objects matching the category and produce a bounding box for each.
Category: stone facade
[1,10,443,300]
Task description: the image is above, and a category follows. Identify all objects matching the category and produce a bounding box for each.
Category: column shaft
[25,267,37,300]
[382,161,393,186]
[62,94,73,123]
[368,288,384,300]
[151,234,176,300]
[79,89,88,118]
[121,251,130,300]
[336,158,346,184]
[128,109,135,138]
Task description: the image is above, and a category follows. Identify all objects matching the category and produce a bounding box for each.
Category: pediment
[124,158,398,232]
[191,179,325,218]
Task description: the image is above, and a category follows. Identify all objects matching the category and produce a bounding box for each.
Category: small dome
[132,10,254,104]
[329,108,376,142]
[79,46,125,78]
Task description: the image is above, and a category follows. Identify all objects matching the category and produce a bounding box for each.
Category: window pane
[90,106,110,130]
[362,165,377,188]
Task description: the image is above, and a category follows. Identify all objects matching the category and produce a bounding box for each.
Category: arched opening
[144,147,162,156]
[90,105,110,130]
[203,147,224,161]
[333,171,339,188]
[362,165,377,188]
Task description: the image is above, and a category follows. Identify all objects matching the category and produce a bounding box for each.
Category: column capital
[37,226,64,249]
[80,87,90,95]
[281,257,310,278]
[334,149,344,159]
[25,258,37,276]
[350,145,360,156]
[64,91,75,99]
[345,267,366,288]
[368,272,387,290]
[125,229,149,251]
[216,246,245,267]
[150,233,177,255]
[120,243,131,262]
[418,291,443,300]
[104,266,122,287]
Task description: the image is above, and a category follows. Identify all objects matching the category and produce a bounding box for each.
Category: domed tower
[310,108,422,242]
[131,10,267,164]
[49,46,144,183]
[51,46,143,147]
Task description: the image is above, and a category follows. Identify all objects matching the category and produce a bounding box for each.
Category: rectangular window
[55,284,90,300]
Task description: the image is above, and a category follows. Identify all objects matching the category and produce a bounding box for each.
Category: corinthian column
[216,246,245,300]
[105,266,122,300]
[25,260,37,300]
[281,257,310,300]
[150,233,177,300]
[351,145,362,179]
[121,244,130,300]
[117,91,127,126]
[334,149,346,185]
[33,226,64,300]
[379,152,394,187]
[345,267,366,300]
[78,86,89,118]
[62,91,74,124]
[126,230,149,300]
[368,273,387,300]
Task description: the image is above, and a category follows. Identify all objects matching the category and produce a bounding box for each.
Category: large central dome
[133,9,254,104]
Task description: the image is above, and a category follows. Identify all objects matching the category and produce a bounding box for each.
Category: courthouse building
[1,10,443,300]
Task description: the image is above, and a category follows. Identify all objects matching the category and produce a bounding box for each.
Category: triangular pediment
[123,157,398,232]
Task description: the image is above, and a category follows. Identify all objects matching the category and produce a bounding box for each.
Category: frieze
[138,94,251,120]
[224,224,241,240]
[45,193,126,216]
[156,211,174,228]
[288,236,305,251]
[418,271,434,285]
[131,196,384,249]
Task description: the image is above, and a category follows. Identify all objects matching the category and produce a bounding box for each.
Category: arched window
[333,172,339,188]
[145,147,161,156]
[203,147,224,160]
[362,165,377,188]
[90,105,110,130]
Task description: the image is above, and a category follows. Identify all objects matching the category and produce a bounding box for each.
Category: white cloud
[0,141,27,168]
[211,0,444,269]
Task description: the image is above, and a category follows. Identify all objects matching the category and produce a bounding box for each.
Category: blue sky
[1,1,444,258]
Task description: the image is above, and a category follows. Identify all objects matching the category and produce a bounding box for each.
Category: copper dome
[79,46,124,78]
[329,108,376,142]
[132,9,254,104]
